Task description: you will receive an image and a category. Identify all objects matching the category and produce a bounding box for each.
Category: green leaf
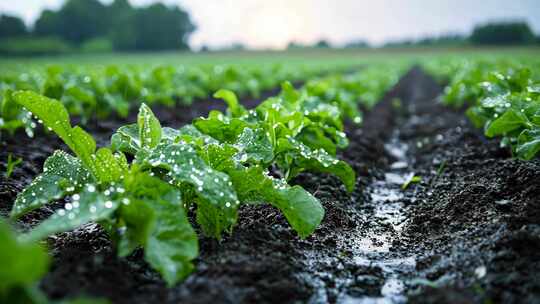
[70,126,97,170]
[481,94,509,108]
[111,123,140,155]
[226,166,324,238]
[117,198,156,257]
[11,91,99,177]
[0,220,49,291]
[139,143,238,238]
[199,144,238,172]
[271,185,324,238]
[91,148,128,183]
[193,111,248,143]
[122,172,198,285]
[137,103,162,149]
[214,89,246,118]
[516,129,540,160]
[279,138,355,192]
[145,199,198,286]
[1,285,48,304]
[22,189,120,243]
[12,90,72,143]
[11,151,94,219]
[486,109,529,137]
[1,89,24,120]
[297,126,338,155]
[164,125,219,147]
[280,81,300,105]
[466,106,487,129]
[234,127,274,163]
[401,173,422,190]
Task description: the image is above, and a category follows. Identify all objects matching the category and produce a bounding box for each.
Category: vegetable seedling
[4,153,22,178]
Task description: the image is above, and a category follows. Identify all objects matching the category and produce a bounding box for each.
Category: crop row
[425,57,540,159]
[0,63,350,137]
[1,65,403,303]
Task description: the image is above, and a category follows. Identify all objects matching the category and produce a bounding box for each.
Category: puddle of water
[384,173,406,185]
[384,136,409,161]
[345,130,415,303]
[304,130,416,304]
[390,161,408,170]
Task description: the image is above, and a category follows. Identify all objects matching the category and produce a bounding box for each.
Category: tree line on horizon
[288,22,539,50]
[0,0,194,55]
[0,1,538,56]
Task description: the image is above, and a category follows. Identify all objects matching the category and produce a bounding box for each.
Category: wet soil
[1,67,539,304]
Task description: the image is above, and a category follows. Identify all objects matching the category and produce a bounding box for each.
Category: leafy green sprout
[401,172,422,190]
[4,153,23,178]
[0,219,110,304]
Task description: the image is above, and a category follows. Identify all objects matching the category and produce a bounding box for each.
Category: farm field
[1,46,540,304]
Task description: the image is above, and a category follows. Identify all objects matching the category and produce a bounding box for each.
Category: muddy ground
[0,67,538,304]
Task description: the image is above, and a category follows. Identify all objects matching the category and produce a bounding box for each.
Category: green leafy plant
[11,84,356,286]
[0,219,50,303]
[4,153,22,178]
[0,219,109,304]
[111,84,356,238]
[0,89,34,137]
[401,173,422,190]
[1,62,351,135]
[428,57,540,160]
[467,68,540,159]
[11,91,198,286]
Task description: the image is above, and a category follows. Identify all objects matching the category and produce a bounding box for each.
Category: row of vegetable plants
[1,63,404,303]
[425,57,540,159]
[0,63,351,137]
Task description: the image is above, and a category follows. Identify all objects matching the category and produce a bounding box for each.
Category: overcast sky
[1,0,539,49]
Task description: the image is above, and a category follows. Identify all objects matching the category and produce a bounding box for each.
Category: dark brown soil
[0,67,538,304]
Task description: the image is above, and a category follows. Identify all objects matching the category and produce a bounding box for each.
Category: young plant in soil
[111,83,355,237]
[0,219,109,304]
[11,91,199,286]
[0,89,35,138]
[431,58,540,159]
[0,63,349,136]
[4,153,22,178]
[10,83,354,286]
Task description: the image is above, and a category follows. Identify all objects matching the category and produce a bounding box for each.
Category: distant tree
[0,14,27,38]
[344,40,370,48]
[34,10,62,37]
[230,42,245,51]
[417,34,466,46]
[109,0,131,12]
[58,0,108,44]
[33,0,195,51]
[287,41,305,49]
[470,22,535,45]
[315,40,330,48]
[34,0,107,44]
[383,39,414,48]
[108,0,137,50]
[131,3,195,50]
